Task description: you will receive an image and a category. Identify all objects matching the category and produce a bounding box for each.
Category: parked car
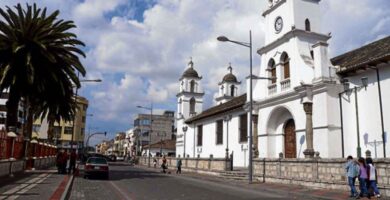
[108,154,117,162]
[116,156,125,161]
[83,153,115,162]
[84,157,109,179]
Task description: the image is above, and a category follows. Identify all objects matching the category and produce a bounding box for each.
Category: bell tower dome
[177,58,204,119]
[215,63,241,105]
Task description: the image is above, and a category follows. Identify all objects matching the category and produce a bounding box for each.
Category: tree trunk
[5,88,20,132]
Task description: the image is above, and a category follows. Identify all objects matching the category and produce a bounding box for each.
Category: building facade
[33,95,89,150]
[0,90,26,134]
[176,0,390,168]
[133,110,175,155]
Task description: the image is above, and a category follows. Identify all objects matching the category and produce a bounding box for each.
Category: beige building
[95,140,113,155]
[33,96,89,150]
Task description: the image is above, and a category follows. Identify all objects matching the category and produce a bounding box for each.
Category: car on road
[84,157,109,179]
[83,153,115,163]
[116,155,125,161]
[107,154,117,162]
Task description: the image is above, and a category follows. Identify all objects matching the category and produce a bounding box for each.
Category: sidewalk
[135,165,387,200]
[0,168,73,200]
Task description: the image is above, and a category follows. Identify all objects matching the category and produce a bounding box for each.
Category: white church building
[176,0,390,167]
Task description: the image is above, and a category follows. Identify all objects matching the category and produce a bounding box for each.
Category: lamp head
[217,36,229,42]
[343,81,350,91]
[361,77,368,88]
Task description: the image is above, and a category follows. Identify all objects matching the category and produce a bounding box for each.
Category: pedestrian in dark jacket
[61,151,68,174]
[56,151,63,174]
[68,150,77,174]
[176,157,182,174]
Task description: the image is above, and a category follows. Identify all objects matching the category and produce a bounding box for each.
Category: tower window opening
[305,19,311,32]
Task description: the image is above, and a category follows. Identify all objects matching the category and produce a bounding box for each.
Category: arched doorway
[284,119,296,158]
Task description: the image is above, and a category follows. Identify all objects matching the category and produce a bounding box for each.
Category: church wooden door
[284,119,296,158]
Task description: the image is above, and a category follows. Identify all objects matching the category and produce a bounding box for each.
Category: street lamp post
[158,132,166,156]
[137,103,153,167]
[339,77,368,158]
[218,31,275,183]
[218,31,253,183]
[182,126,188,158]
[224,115,232,159]
[70,79,102,153]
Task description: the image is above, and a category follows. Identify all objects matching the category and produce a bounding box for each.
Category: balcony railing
[268,84,277,95]
[280,78,291,91]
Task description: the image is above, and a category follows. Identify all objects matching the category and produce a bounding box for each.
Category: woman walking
[366,158,381,198]
[357,157,369,198]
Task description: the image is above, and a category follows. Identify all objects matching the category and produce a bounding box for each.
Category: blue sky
[1,0,389,145]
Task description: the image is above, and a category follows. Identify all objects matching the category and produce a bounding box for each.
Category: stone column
[303,101,315,158]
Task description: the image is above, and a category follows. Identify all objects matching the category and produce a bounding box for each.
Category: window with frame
[33,125,41,133]
[268,59,276,84]
[53,126,62,138]
[281,53,290,79]
[216,120,223,145]
[64,127,73,135]
[197,125,203,146]
[305,19,311,32]
[190,97,196,114]
[239,114,247,143]
[230,85,235,97]
[190,80,195,92]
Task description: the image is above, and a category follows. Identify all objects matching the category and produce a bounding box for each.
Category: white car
[116,156,125,161]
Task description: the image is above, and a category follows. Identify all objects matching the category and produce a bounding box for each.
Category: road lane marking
[108,181,133,200]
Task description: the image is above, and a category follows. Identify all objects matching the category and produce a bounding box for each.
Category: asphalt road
[69,162,322,200]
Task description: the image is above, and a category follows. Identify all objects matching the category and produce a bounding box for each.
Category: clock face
[275,16,283,33]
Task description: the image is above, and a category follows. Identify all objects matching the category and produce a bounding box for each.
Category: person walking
[357,157,369,198]
[56,150,63,174]
[345,155,359,198]
[161,156,167,173]
[366,158,381,198]
[176,156,182,174]
[68,150,77,174]
[153,158,157,168]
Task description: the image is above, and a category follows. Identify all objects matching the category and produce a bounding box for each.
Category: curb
[60,174,74,200]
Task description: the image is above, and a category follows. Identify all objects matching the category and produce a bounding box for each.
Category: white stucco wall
[340,64,390,158]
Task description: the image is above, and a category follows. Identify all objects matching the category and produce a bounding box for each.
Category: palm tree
[0,3,86,134]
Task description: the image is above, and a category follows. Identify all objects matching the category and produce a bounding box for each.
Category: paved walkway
[135,165,387,200]
[0,169,71,200]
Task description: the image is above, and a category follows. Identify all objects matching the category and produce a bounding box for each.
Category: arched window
[178,98,182,114]
[230,85,235,96]
[305,19,311,32]
[190,97,195,114]
[281,52,290,79]
[268,59,276,84]
[190,80,195,92]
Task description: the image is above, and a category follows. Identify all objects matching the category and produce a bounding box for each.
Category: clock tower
[263,0,322,45]
[254,0,341,159]
[256,0,332,96]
